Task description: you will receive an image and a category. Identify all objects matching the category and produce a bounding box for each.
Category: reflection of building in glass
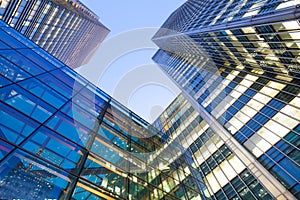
[0,20,205,200]
[152,0,300,199]
[0,0,109,68]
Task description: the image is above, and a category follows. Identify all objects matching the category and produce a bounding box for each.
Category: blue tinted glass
[271,164,297,188]
[267,147,285,163]
[0,85,56,122]
[65,102,98,128]
[60,67,88,88]
[0,139,14,160]
[245,88,256,96]
[0,40,10,49]
[71,93,103,117]
[225,82,237,93]
[50,68,77,90]
[0,102,39,144]
[253,113,269,124]
[61,99,99,129]
[18,77,67,108]
[37,72,73,99]
[260,106,277,118]
[0,26,36,48]
[86,83,110,104]
[259,154,275,169]
[17,49,56,71]
[22,126,87,174]
[0,30,27,49]
[46,111,92,146]
[31,48,64,68]
[0,55,30,82]
[278,158,300,181]
[235,131,248,143]
[268,99,285,110]
[205,106,212,112]
[219,97,247,123]
[0,149,75,199]
[291,184,300,199]
[0,49,45,75]
[0,74,12,87]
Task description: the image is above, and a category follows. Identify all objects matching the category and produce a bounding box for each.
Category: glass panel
[17,48,57,71]
[31,47,64,68]
[22,126,87,174]
[0,55,30,82]
[86,83,110,103]
[0,85,56,123]
[72,179,119,200]
[71,93,105,117]
[278,158,300,184]
[0,149,75,199]
[0,30,27,49]
[46,111,93,146]
[0,49,45,75]
[0,139,14,160]
[0,102,39,145]
[61,102,99,130]
[18,77,68,109]
[0,23,37,49]
[0,40,12,49]
[50,68,78,90]
[81,155,127,198]
[40,71,75,99]
[0,74,12,87]
[90,139,125,166]
[60,67,88,89]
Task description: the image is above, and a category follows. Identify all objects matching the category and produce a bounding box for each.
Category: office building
[0,20,206,200]
[153,94,274,199]
[153,0,300,199]
[0,0,109,68]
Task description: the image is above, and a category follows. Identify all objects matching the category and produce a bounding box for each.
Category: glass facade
[153,94,273,200]
[153,0,300,199]
[0,0,109,68]
[0,20,209,200]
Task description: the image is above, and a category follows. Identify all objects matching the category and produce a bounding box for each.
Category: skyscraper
[153,94,274,200]
[153,0,300,199]
[0,19,205,200]
[0,0,109,68]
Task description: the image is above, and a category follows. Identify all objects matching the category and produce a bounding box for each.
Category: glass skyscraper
[0,19,207,200]
[153,0,300,199]
[0,0,109,68]
[153,94,274,200]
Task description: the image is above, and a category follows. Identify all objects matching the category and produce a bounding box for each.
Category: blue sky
[77,1,185,122]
